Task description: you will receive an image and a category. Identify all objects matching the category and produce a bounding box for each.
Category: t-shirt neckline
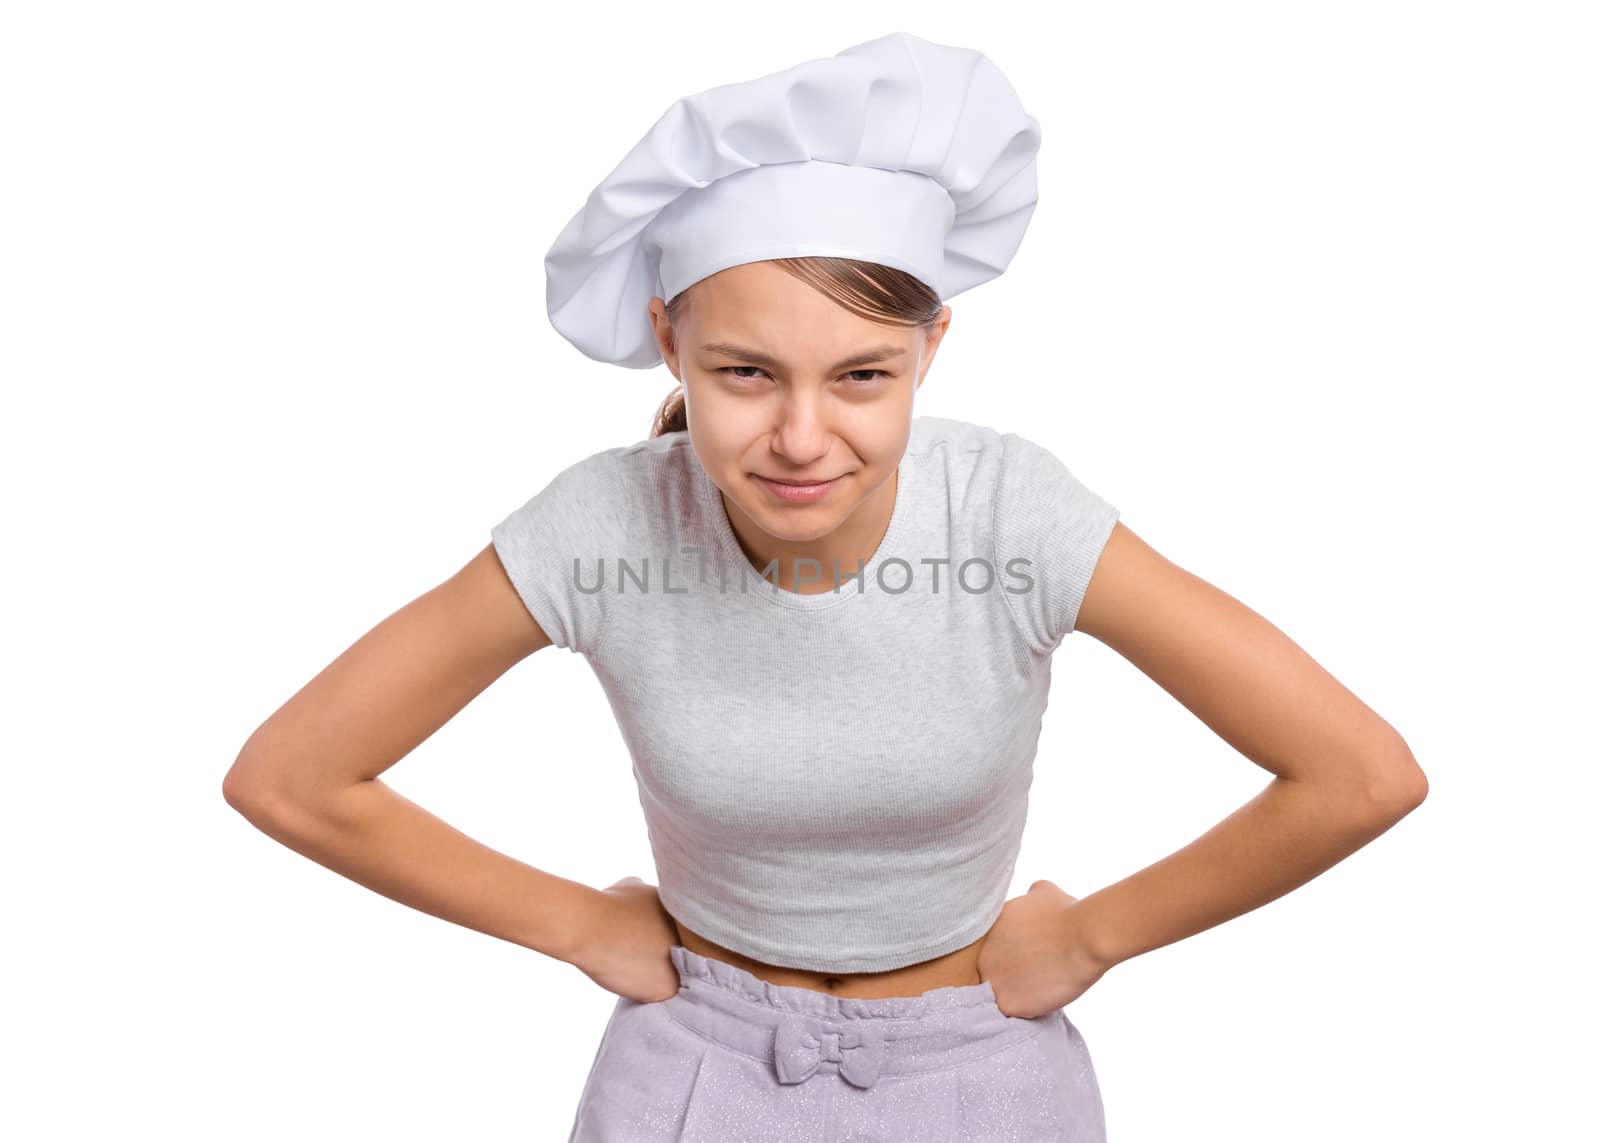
[691,447,917,612]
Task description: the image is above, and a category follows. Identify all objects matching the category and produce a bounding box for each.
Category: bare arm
[1066,522,1428,970]
[221,543,601,964]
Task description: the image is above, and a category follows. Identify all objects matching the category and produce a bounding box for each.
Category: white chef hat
[543,31,1042,369]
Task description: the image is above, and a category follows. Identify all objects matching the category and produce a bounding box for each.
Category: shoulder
[907,414,1006,460]
[612,427,697,484]
[514,430,694,511]
[609,429,703,522]
[977,422,1122,653]
[906,414,1068,469]
[994,427,1084,496]
[488,435,674,657]
[491,437,646,552]
[904,415,1008,509]
[905,415,1084,504]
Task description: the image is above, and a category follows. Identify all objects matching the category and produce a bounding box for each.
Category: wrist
[531,879,609,966]
[1063,894,1124,973]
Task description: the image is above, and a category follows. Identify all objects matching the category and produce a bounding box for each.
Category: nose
[771,392,831,465]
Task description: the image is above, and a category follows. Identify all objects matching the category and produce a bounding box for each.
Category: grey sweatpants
[566,944,1107,1141]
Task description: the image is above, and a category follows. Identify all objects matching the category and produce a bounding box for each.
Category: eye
[715,366,889,385]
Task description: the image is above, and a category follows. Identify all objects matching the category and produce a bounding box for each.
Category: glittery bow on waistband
[771,1015,887,1088]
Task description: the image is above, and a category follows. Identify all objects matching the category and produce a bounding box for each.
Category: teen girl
[225,32,1426,1141]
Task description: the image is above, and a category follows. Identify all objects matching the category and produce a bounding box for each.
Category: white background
[4,2,1595,1139]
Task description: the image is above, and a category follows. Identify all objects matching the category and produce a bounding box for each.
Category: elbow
[222,767,273,823]
[1363,738,1429,821]
[223,751,358,838]
[222,751,292,825]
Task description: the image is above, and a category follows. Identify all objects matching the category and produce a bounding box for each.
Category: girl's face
[649,260,951,552]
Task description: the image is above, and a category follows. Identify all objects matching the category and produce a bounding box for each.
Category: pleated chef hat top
[543,31,1043,369]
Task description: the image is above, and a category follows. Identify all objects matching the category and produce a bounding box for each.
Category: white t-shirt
[491,415,1120,974]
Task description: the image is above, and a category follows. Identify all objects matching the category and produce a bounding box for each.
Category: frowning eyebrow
[699,342,908,373]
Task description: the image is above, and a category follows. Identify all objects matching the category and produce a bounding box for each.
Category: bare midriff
[672,916,991,999]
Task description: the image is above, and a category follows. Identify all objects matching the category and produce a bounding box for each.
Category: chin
[748,495,849,535]
[755,507,842,541]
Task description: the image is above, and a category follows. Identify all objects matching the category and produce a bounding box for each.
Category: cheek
[687,384,767,438]
[684,397,756,461]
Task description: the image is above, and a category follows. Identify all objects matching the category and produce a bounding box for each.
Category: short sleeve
[490,448,630,656]
[994,432,1121,655]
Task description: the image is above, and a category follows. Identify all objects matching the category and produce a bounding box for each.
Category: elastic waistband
[663,945,1046,1089]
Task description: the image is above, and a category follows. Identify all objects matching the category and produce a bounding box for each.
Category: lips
[755,473,841,503]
